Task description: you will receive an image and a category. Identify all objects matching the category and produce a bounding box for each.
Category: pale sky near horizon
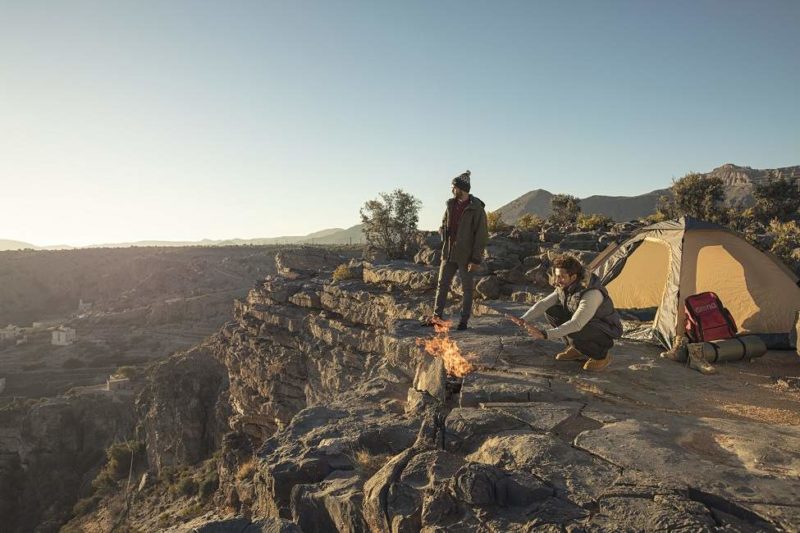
[1,1,798,247]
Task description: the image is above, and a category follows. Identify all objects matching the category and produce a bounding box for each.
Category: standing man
[516,254,622,371]
[424,170,489,330]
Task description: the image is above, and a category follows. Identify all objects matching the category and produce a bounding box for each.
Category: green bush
[576,213,613,231]
[92,440,146,493]
[754,177,800,224]
[670,172,725,222]
[487,211,510,232]
[515,213,544,231]
[769,220,800,272]
[644,211,670,224]
[199,472,219,499]
[360,189,422,259]
[107,441,145,479]
[174,476,198,497]
[72,494,102,516]
[549,194,582,226]
[114,365,139,379]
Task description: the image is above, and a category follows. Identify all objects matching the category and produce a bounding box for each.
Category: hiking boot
[688,343,716,375]
[583,354,612,372]
[660,335,688,362]
[456,321,468,331]
[555,346,585,361]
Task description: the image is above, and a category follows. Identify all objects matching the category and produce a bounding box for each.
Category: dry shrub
[332,264,358,282]
[236,458,258,481]
[353,449,391,478]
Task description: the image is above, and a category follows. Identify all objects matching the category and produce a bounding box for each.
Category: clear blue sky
[1,1,798,246]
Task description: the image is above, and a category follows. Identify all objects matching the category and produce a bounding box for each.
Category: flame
[416,318,476,378]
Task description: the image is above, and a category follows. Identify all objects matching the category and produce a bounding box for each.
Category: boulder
[539,230,564,243]
[509,229,540,243]
[484,237,528,265]
[482,256,521,273]
[475,276,501,300]
[414,247,441,266]
[524,265,551,288]
[558,232,601,251]
[415,231,441,249]
[291,471,367,533]
[413,356,446,403]
[521,255,543,268]
[510,288,538,304]
[494,266,526,285]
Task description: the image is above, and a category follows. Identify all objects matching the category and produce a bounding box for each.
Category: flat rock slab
[459,371,551,407]
[575,414,800,529]
[467,431,621,507]
[445,408,530,453]
[478,402,584,432]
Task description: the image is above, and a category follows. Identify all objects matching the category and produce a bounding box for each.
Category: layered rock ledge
[68,249,800,532]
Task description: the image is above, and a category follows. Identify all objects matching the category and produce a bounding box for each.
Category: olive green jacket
[440,195,489,266]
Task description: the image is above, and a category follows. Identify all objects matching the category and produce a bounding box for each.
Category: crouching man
[519,254,622,371]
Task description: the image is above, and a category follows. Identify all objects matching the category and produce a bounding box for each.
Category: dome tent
[589,217,800,348]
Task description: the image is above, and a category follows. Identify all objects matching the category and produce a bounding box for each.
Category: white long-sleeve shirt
[520,289,603,340]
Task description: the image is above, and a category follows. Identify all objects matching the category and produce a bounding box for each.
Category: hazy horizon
[2,1,798,247]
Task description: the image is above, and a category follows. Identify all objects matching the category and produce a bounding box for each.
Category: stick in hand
[505,314,545,340]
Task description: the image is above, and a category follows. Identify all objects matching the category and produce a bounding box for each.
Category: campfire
[416,317,476,378]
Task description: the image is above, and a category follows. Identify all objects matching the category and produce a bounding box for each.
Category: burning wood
[416,317,476,378]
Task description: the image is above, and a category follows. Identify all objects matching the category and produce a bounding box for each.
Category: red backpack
[684,292,738,342]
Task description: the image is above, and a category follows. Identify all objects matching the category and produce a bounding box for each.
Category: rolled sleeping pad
[697,335,767,363]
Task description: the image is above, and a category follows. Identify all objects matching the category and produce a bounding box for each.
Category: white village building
[0,325,20,342]
[52,327,77,346]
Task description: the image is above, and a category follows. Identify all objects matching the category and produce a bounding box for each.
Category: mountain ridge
[494,163,799,223]
[0,225,367,251]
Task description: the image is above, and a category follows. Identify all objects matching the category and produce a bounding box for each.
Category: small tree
[671,172,725,222]
[577,213,613,231]
[549,194,581,226]
[753,177,800,224]
[487,211,510,232]
[360,189,422,259]
[515,213,544,231]
[652,193,677,221]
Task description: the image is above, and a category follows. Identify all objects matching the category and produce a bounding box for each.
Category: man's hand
[524,325,546,340]
[467,262,479,272]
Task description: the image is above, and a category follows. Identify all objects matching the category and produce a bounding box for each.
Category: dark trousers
[545,305,614,360]
[433,261,474,323]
